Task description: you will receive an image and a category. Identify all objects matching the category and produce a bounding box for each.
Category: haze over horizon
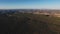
[0,0,60,9]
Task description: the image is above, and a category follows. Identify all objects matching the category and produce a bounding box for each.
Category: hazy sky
[0,0,60,9]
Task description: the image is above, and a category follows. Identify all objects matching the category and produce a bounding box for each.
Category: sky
[0,0,60,9]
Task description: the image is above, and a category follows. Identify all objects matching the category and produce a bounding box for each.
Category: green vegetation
[1,13,60,34]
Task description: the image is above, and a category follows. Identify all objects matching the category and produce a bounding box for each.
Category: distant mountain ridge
[0,9,60,14]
